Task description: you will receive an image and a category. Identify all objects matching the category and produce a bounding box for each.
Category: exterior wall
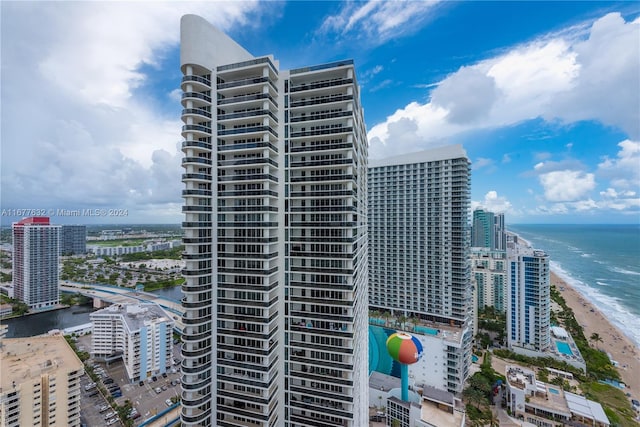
[12,217,60,309]
[408,328,472,395]
[368,146,472,326]
[179,15,368,427]
[367,146,472,394]
[90,304,174,381]
[507,241,550,352]
[0,336,83,427]
[470,248,507,313]
[61,225,86,255]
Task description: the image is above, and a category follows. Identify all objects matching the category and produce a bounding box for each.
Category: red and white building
[12,217,61,309]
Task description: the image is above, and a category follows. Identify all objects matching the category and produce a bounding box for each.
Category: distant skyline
[1,1,639,225]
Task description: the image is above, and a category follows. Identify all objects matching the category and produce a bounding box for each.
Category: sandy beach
[552,271,640,400]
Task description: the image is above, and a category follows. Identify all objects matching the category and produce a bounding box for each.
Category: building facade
[368,146,472,394]
[505,366,609,427]
[471,209,506,250]
[61,225,86,255]
[90,303,174,381]
[0,335,84,427]
[179,14,368,427]
[506,235,551,353]
[471,248,507,313]
[12,217,60,309]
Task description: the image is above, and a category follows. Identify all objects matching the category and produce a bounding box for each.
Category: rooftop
[91,303,174,333]
[369,144,468,168]
[0,335,83,393]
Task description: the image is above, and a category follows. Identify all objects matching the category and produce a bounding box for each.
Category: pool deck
[369,317,468,343]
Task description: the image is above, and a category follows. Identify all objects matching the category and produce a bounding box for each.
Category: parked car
[99,405,110,413]
[139,381,144,386]
[106,417,119,425]
[103,411,116,419]
[165,399,173,407]
[162,373,168,378]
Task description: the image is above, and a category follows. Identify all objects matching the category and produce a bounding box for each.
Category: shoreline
[551,271,640,400]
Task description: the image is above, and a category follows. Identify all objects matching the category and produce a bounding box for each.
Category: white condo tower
[179,15,368,427]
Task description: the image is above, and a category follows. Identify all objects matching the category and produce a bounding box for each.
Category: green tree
[590,332,603,347]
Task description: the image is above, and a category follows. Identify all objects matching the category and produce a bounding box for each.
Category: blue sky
[1,1,639,225]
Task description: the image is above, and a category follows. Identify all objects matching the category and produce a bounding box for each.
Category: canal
[2,286,184,338]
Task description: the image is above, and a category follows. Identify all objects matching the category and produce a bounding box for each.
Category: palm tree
[590,332,603,347]
[398,315,408,331]
[410,316,420,332]
[382,311,392,328]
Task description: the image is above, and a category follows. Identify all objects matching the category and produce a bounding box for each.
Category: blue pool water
[370,318,386,326]
[472,355,479,363]
[415,326,439,336]
[556,341,573,356]
[549,388,560,395]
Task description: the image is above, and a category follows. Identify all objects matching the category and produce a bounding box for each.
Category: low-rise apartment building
[91,303,174,381]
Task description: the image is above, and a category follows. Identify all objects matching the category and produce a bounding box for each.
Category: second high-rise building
[179,15,368,427]
[368,145,473,394]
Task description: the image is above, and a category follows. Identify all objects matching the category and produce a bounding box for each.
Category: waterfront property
[505,365,609,427]
[0,335,84,427]
[90,303,174,382]
[179,14,369,427]
[368,317,472,396]
[12,217,61,310]
[368,146,473,395]
[507,234,551,353]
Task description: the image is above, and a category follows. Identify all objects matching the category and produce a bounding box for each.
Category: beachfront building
[0,335,84,427]
[90,303,174,381]
[471,247,507,313]
[471,209,506,251]
[179,14,369,427]
[12,217,61,310]
[507,239,551,357]
[368,145,473,395]
[61,225,86,255]
[505,365,609,427]
[506,234,551,354]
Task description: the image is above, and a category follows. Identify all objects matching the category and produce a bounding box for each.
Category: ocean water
[508,224,640,348]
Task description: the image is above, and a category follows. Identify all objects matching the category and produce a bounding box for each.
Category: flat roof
[565,392,610,425]
[369,144,468,168]
[369,371,401,392]
[0,335,84,392]
[91,303,173,333]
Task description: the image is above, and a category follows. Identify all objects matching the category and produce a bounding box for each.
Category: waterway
[1,286,184,338]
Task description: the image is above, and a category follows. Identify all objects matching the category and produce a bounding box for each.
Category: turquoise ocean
[508,224,640,348]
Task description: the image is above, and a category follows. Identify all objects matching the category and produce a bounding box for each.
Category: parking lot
[78,334,182,426]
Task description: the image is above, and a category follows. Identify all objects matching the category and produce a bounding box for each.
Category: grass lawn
[582,382,637,427]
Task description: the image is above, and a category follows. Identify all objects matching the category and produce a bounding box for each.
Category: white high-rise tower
[179,15,368,427]
[368,145,473,394]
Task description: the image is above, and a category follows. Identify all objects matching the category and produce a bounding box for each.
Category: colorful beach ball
[386,332,423,365]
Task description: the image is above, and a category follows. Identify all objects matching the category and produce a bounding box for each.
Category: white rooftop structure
[565,392,610,426]
[551,326,569,339]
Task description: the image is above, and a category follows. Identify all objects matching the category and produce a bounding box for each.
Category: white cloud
[472,191,513,214]
[538,170,596,202]
[368,12,640,159]
[597,139,640,190]
[472,157,494,171]
[0,2,259,220]
[320,0,441,45]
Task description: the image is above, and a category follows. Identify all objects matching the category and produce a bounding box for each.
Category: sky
[1,1,639,225]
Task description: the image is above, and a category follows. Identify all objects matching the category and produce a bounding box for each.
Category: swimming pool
[415,326,439,336]
[548,388,560,395]
[556,341,573,356]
